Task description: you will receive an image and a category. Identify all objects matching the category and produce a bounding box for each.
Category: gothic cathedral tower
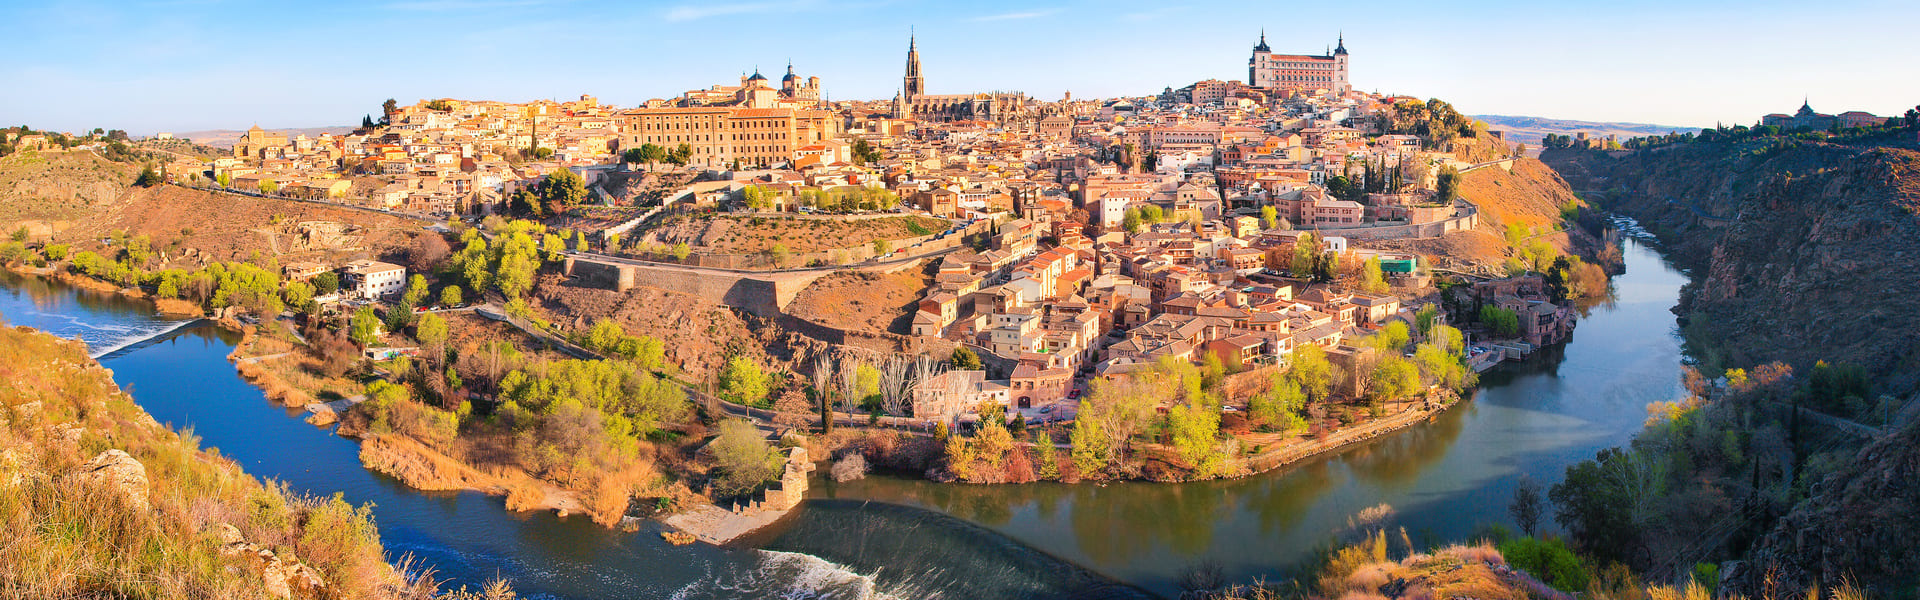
[903,31,925,100]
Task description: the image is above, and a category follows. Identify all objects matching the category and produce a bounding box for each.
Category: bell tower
[903,29,925,100]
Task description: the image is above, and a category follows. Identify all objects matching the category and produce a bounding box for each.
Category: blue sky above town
[3,0,1916,133]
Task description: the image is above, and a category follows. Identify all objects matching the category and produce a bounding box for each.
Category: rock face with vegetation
[1545,141,1920,395]
[1542,134,1920,597]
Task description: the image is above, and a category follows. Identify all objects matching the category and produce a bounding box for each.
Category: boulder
[69,449,149,512]
[207,522,244,546]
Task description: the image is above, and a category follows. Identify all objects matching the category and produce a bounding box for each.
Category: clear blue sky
[4,0,1916,134]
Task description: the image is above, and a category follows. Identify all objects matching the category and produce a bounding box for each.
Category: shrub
[1496,536,1589,592]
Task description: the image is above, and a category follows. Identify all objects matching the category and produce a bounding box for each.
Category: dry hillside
[62,185,425,266]
[528,272,778,379]
[784,268,934,335]
[0,150,139,236]
[642,214,949,254]
[1,150,424,267]
[1358,157,1599,268]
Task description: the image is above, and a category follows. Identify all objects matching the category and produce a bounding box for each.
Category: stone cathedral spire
[903,28,924,99]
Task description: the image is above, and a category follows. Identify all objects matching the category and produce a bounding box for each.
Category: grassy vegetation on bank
[0,323,408,598]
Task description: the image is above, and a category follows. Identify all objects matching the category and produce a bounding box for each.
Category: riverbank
[4,262,203,316]
[211,316,612,523]
[0,325,408,598]
[1240,393,1461,475]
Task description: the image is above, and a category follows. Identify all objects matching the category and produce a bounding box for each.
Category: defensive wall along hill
[562,256,824,318]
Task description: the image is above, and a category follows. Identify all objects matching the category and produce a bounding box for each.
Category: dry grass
[0,325,407,598]
[1315,533,1531,600]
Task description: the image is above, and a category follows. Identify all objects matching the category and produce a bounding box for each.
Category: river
[0,233,1687,599]
[793,234,1689,596]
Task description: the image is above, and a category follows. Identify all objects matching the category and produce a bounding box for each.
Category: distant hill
[1473,115,1696,148]
[173,126,353,148]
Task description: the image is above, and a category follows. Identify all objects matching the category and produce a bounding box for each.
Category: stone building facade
[1247,31,1350,94]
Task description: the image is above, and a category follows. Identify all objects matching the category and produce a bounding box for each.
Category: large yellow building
[620,106,840,169]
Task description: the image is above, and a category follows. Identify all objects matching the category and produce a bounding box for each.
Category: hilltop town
[2,31,1613,526]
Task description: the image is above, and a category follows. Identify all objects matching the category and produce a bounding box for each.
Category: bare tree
[882,354,935,417]
[771,390,812,429]
[1509,476,1546,536]
[410,233,453,271]
[811,353,837,430]
[836,355,864,414]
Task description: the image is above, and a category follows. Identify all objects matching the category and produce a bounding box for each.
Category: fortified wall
[562,256,819,318]
[1313,201,1480,241]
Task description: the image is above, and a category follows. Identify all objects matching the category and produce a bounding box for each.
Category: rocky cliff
[1543,139,1920,595]
[1545,142,1920,396]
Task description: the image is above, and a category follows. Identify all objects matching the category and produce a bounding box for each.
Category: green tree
[851,139,877,164]
[1498,537,1589,593]
[1414,303,1440,335]
[719,355,769,406]
[134,164,162,187]
[950,346,983,371]
[385,300,416,332]
[586,318,626,354]
[1122,209,1142,234]
[1414,343,1469,390]
[540,169,589,213]
[1549,447,1651,565]
[1433,166,1460,203]
[1291,232,1319,277]
[1480,305,1520,337]
[670,242,691,261]
[402,274,430,306]
[1288,343,1334,402]
[741,185,771,210]
[1250,373,1307,433]
[1372,321,1411,353]
[282,280,315,313]
[668,143,692,166]
[709,420,781,497]
[1504,222,1528,247]
[494,249,537,300]
[439,284,463,307]
[1138,204,1164,224]
[1369,356,1422,403]
[350,306,381,346]
[259,178,279,195]
[415,312,449,360]
[1359,257,1389,293]
[1034,430,1060,479]
[313,271,340,295]
[1167,401,1222,477]
[1069,413,1108,477]
[635,143,667,168]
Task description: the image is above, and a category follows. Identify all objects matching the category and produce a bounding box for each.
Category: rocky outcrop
[1544,140,1920,595]
[1545,144,1920,396]
[1727,418,1920,595]
[209,522,329,598]
[67,449,150,512]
